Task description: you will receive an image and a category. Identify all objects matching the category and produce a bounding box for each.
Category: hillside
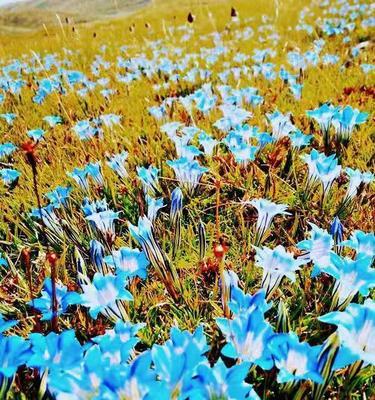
[0,0,150,31]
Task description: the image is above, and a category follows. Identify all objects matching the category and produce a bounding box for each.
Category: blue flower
[45,185,72,207]
[0,313,17,334]
[73,120,101,140]
[79,272,133,320]
[43,115,62,127]
[107,151,128,179]
[137,165,160,194]
[254,245,305,296]
[167,157,208,194]
[330,216,344,245]
[0,168,21,185]
[289,130,313,149]
[227,284,272,316]
[85,162,104,186]
[185,359,260,400]
[151,326,209,393]
[68,167,89,191]
[332,106,368,143]
[29,278,81,321]
[319,299,375,365]
[28,330,83,372]
[146,195,165,222]
[27,128,45,141]
[306,103,338,147]
[198,132,219,156]
[268,333,323,383]
[0,113,17,125]
[341,230,375,259]
[216,308,274,369]
[89,239,106,273]
[0,142,16,158]
[297,223,333,277]
[246,198,290,244]
[104,247,149,279]
[170,187,183,223]
[325,253,375,306]
[0,335,31,379]
[229,142,259,166]
[266,111,296,141]
[301,149,341,195]
[344,168,373,200]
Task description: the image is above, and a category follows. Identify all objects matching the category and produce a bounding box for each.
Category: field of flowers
[0,0,374,398]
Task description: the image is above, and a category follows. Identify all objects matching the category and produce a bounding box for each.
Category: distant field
[0,0,151,31]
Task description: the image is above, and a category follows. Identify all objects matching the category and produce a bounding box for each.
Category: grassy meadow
[0,0,374,398]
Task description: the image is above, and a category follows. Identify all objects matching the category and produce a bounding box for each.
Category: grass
[0,0,374,398]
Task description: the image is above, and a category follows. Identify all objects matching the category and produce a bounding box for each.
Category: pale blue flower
[324,253,375,306]
[341,230,375,259]
[217,308,274,369]
[104,247,149,279]
[1,168,21,186]
[301,149,341,194]
[319,299,375,365]
[266,111,296,141]
[344,168,373,200]
[79,272,133,320]
[254,245,305,296]
[332,106,368,143]
[106,151,128,179]
[167,157,208,194]
[247,198,290,243]
[268,333,323,383]
[297,223,333,277]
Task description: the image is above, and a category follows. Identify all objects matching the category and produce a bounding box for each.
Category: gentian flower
[146,195,165,222]
[29,278,81,320]
[319,299,375,365]
[43,115,62,127]
[0,113,17,125]
[198,131,219,156]
[216,308,274,369]
[297,223,333,277]
[0,335,31,391]
[137,165,160,194]
[325,253,375,306]
[0,142,16,158]
[301,149,341,196]
[266,111,296,141]
[0,168,21,186]
[344,168,373,201]
[185,360,260,400]
[129,216,180,300]
[28,330,83,373]
[306,104,338,149]
[247,198,290,244]
[268,333,323,383]
[151,326,209,394]
[106,151,128,179]
[0,313,17,334]
[27,128,45,141]
[167,157,208,194]
[45,186,72,207]
[332,106,368,144]
[341,230,375,259]
[104,247,149,279]
[79,272,133,320]
[330,216,344,247]
[254,245,305,296]
[89,239,107,273]
[289,130,313,149]
[68,167,89,191]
